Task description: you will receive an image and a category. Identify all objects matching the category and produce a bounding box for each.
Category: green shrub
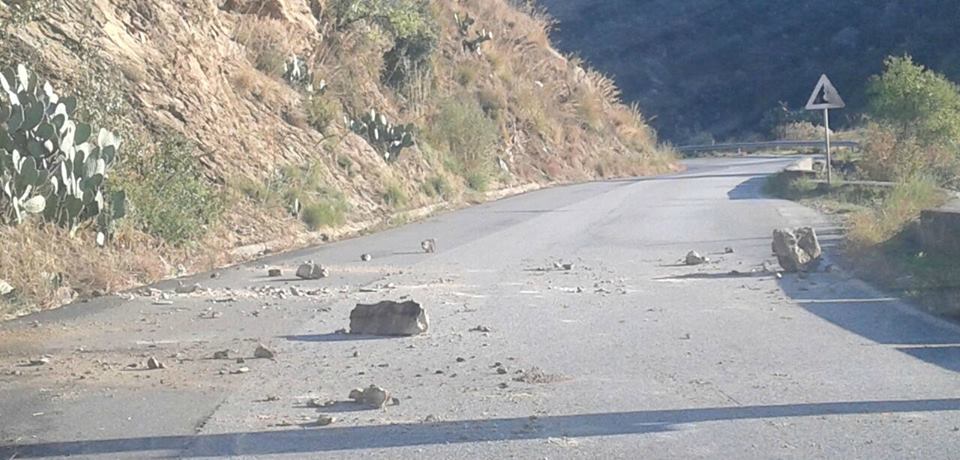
[425,96,499,174]
[421,175,451,198]
[465,170,489,191]
[301,198,347,230]
[383,182,408,208]
[121,134,223,245]
[304,93,339,133]
[332,0,439,92]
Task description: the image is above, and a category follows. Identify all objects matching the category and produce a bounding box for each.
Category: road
[1,157,959,459]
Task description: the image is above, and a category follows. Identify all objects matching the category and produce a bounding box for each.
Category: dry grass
[229,66,294,111]
[233,16,296,77]
[0,223,172,318]
[846,178,945,252]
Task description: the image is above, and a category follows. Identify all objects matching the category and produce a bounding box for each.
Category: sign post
[805,74,845,185]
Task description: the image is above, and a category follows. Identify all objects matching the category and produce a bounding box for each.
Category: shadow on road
[726,176,770,200]
[280,333,394,343]
[4,398,959,458]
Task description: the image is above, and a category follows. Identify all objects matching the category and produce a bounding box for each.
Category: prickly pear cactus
[455,12,492,55]
[283,55,312,88]
[0,63,125,240]
[347,108,416,162]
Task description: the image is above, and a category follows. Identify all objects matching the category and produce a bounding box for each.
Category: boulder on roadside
[296,262,328,280]
[772,227,822,272]
[349,300,429,336]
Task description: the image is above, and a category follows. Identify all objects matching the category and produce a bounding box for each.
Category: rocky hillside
[540,0,960,142]
[0,0,674,317]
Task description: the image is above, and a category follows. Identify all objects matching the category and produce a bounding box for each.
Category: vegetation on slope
[0,0,675,317]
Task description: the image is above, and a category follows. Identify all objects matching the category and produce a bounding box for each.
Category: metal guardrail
[677,140,860,154]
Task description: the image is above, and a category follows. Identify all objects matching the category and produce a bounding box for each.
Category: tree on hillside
[867,56,960,146]
[862,56,960,184]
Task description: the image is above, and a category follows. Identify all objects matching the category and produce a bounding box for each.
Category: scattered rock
[28,357,51,366]
[513,367,564,384]
[146,357,164,370]
[213,350,230,359]
[772,227,822,272]
[684,251,708,265]
[296,262,329,280]
[361,253,372,262]
[469,325,491,333]
[210,272,221,279]
[264,395,280,402]
[348,385,391,409]
[498,382,509,389]
[254,344,276,359]
[349,300,429,336]
[316,414,336,426]
[307,398,335,408]
[423,414,440,423]
[724,247,735,254]
[496,367,508,375]
[0,280,14,297]
[421,238,437,253]
[175,282,200,294]
[268,268,283,277]
[236,357,246,364]
[553,261,574,271]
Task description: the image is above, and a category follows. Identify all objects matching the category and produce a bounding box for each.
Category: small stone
[175,282,200,294]
[213,350,230,359]
[352,351,359,358]
[210,272,221,279]
[296,262,328,280]
[421,238,437,253]
[724,247,735,254]
[232,367,250,374]
[152,300,174,306]
[146,357,164,370]
[348,385,391,408]
[268,268,282,277]
[236,357,246,364]
[316,414,336,426]
[685,251,708,265]
[264,395,280,402]
[361,254,372,262]
[498,382,509,389]
[423,414,440,423]
[254,344,276,359]
[496,367,508,375]
[0,280,14,296]
[456,357,466,363]
[469,325,492,333]
[28,357,50,366]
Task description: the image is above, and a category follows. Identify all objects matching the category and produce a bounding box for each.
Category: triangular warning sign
[806,74,845,110]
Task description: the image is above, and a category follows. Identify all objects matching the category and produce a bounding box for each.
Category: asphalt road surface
[2,157,959,459]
